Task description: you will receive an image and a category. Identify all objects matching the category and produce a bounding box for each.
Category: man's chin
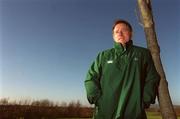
[115,40,125,44]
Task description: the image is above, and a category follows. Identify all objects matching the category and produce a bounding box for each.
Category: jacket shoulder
[98,48,115,57]
[133,45,148,51]
[132,45,150,54]
[132,45,152,64]
[96,48,115,64]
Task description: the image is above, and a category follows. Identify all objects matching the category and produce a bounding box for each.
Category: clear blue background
[1,0,180,105]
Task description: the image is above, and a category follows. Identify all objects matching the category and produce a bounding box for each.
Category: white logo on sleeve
[107,60,113,64]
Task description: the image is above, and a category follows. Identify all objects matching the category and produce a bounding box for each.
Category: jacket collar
[114,40,133,54]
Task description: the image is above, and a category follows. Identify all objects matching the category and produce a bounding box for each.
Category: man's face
[113,23,132,45]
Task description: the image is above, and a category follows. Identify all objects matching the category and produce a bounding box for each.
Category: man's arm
[84,53,102,105]
[143,50,160,108]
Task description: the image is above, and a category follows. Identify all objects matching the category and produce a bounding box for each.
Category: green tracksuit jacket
[84,40,160,119]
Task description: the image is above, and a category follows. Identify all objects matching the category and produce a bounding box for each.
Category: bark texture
[137,0,177,119]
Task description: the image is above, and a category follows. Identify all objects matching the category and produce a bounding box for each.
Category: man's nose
[118,31,123,35]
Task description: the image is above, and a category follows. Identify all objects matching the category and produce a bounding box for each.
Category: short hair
[112,19,133,32]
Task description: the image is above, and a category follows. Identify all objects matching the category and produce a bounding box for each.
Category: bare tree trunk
[137,0,177,119]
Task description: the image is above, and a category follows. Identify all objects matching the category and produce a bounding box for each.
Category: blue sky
[0,0,180,105]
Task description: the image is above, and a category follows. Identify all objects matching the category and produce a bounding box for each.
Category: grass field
[146,112,180,119]
[58,117,180,119]
[58,112,180,119]
[146,111,162,119]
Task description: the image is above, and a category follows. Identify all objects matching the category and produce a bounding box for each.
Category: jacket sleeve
[143,50,160,108]
[84,53,102,105]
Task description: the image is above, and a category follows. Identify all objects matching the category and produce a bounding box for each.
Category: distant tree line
[0,98,93,119]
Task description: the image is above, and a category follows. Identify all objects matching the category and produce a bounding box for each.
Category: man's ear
[112,32,115,41]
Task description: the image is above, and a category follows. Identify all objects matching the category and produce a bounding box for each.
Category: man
[84,19,160,119]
